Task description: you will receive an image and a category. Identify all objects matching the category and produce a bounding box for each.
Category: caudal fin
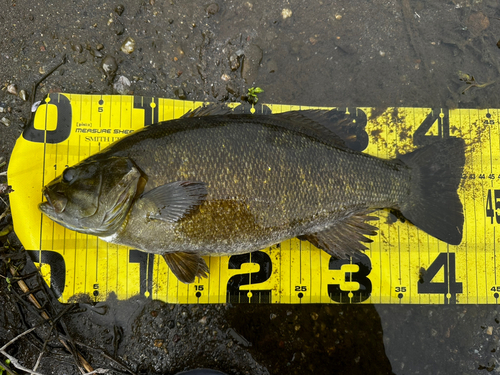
[398,138,465,245]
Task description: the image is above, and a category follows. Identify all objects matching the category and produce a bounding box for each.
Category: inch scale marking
[7,94,499,304]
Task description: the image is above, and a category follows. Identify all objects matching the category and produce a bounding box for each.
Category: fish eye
[62,168,75,183]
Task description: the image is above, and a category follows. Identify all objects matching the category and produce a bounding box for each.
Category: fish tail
[398,138,465,245]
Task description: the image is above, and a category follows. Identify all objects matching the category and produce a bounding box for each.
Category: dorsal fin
[278,110,369,151]
[271,111,350,150]
[181,104,234,118]
[181,105,367,151]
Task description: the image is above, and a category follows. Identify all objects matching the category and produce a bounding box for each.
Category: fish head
[39,156,144,236]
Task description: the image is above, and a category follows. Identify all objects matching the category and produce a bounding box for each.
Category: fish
[39,106,465,284]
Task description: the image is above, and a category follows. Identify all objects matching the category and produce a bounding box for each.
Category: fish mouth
[40,187,67,215]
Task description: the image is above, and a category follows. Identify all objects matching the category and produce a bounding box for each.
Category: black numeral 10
[486,189,500,224]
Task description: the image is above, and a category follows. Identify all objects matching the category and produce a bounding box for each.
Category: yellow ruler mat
[7,93,499,304]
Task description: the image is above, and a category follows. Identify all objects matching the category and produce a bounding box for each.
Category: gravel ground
[2,0,500,374]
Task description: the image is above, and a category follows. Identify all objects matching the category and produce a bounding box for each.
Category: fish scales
[97,115,409,254]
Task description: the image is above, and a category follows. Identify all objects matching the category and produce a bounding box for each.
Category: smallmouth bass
[39,106,465,283]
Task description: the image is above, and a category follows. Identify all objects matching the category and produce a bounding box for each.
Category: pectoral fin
[299,210,379,258]
[163,252,209,284]
[140,181,207,222]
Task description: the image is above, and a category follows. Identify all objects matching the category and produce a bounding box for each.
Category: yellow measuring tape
[7,93,498,304]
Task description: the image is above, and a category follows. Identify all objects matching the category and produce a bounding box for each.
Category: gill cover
[39,157,143,236]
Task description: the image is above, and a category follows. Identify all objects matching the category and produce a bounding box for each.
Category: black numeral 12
[486,189,500,224]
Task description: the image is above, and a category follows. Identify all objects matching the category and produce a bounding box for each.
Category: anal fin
[299,210,379,259]
[163,252,209,284]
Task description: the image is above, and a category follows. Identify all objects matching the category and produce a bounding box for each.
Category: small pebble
[221,73,230,81]
[175,87,187,100]
[311,312,319,321]
[199,316,207,324]
[111,19,125,36]
[115,4,125,16]
[487,326,493,335]
[121,37,136,54]
[31,101,41,112]
[113,75,131,94]
[7,84,17,95]
[71,43,83,53]
[18,90,27,101]
[1,117,11,127]
[96,43,104,50]
[206,3,219,16]
[226,83,238,96]
[91,49,103,58]
[154,339,163,348]
[270,313,277,320]
[282,8,292,19]
[229,53,240,71]
[102,55,118,78]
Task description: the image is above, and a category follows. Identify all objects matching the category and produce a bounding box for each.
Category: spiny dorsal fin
[297,110,369,152]
[298,210,379,258]
[181,104,234,118]
[271,111,349,150]
[182,105,367,151]
[163,252,209,284]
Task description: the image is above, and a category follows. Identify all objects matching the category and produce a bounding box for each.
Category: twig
[84,369,109,374]
[29,55,67,124]
[32,322,56,372]
[0,359,18,375]
[57,336,137,375]
[0,352,44,375]
[102,352,137,375]
[0,327,37,351]
[0,207,9,222]
[37,277,90,374]
[8,265,95,373]
[0,327,45,375]
[0,185,11,196]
